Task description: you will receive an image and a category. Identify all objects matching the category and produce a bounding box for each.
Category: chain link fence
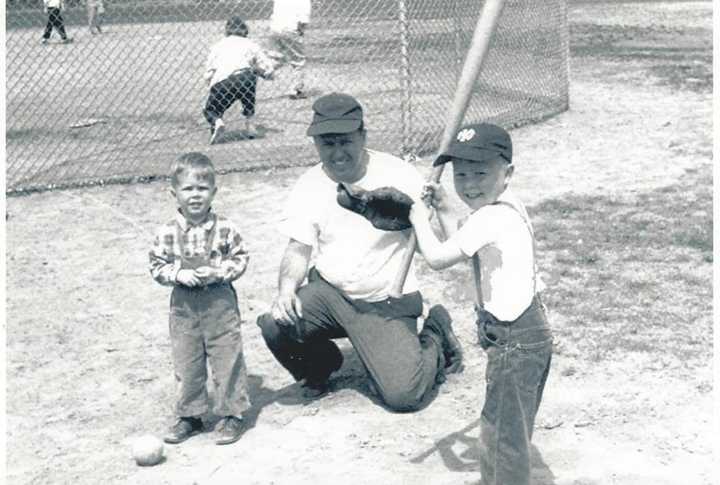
[6,0,568,194]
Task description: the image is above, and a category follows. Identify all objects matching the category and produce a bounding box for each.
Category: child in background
[204,16,275,144]
[149,152,251,446]
[41,0,72,44]
[268,0,312,99]
[408,123,553,485]
[86,0,105,35]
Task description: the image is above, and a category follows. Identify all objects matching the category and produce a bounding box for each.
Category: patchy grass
[531,168,712,365]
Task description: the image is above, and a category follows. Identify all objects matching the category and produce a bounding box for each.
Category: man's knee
[377,384,423,412]
[256,313,284,344]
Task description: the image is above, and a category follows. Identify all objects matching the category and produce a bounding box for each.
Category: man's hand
[272,290,303,326]
[176,269,201,287]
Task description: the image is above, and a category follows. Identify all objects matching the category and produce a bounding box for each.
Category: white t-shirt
[205,36,274,86]
[450,189,539,321]
[271,0,312,34]
[279,149,423,302]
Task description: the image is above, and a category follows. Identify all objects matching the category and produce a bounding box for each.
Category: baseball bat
[390,0,507,298]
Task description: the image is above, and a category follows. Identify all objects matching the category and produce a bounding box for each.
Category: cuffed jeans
[257,270,444,411]
[169,283,250,418]
[476,295,553,485]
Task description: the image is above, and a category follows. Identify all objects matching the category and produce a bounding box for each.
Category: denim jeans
[476,296,553,485]
[169,283,250,418]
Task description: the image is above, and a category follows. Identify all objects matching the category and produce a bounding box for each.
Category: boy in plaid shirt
[149,152,251,446]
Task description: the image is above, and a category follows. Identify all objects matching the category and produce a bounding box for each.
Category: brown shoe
[424,305,464,374]
[215,416,246,445]
[164,416,203,444]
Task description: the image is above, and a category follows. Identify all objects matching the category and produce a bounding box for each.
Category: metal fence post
[398,0,411,158]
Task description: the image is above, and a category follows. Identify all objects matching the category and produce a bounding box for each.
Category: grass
[529,167,712,364]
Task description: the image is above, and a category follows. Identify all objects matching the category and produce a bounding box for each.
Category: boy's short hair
[226,16,249,37]
[434,123,512,166]
[170,152,216,187]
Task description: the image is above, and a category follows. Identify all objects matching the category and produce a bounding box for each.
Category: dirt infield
[5,2,713,484]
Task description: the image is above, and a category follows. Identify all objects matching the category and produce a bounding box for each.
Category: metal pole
[398,0,411,157]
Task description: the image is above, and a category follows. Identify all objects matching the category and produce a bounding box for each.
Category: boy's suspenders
[175,216,218,269]
[470,200,537,313]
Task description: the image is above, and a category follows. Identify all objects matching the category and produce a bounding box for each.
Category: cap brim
[306,118,362,136]
[433,144,508,166]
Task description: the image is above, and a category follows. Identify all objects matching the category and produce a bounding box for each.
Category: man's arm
[273,238,313,325]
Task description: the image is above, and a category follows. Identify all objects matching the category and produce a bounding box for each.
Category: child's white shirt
[278,149,423,302]
[450,189,539,321]
[270,0,312,33]
[205,36,274,86]
[44,0,64,9]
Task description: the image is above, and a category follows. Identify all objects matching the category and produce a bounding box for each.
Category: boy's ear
[168,186,176,198]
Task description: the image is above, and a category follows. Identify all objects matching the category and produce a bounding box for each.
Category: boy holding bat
[408,123,553,485]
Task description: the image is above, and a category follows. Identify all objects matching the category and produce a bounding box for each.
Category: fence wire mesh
[6,0,568,194]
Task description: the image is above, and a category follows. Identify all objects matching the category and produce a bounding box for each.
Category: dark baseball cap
[306,93,364,136]
[434,123,512,166]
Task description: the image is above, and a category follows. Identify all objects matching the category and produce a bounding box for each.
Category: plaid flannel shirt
[149,210,249,286]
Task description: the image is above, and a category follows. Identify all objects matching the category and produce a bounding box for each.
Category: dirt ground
[5,1,714,484]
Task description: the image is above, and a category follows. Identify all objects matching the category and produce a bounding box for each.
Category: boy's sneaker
[40,38,49,45]
[61,37,74,44]
[163,416,203,444]
[215,416,245,445]
[423,304,464,374]
[210,119,225,145]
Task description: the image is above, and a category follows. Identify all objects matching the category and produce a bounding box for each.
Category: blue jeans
[477,296,553,485]
[169,283,250,418]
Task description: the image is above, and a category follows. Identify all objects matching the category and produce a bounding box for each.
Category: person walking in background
[86,0,105,35]
[41,0,73,44]
[268,0,312,99]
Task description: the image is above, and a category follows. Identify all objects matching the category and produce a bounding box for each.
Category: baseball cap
[434,123,512,166]
[306,93,364,136]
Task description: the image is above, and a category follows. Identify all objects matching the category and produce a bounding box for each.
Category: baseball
[131,435,164,466]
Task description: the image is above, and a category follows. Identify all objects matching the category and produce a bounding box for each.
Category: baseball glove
[336,184,414,231]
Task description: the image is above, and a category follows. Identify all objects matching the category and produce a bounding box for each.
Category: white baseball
[132,435,164,466]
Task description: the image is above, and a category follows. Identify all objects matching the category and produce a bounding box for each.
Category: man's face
[452,157,513,211]
[171,169,217,223]
[313,130,367,183]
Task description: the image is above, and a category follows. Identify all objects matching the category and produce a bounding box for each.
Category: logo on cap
[457,128,475,142]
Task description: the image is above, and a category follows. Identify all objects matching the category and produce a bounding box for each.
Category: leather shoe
[164,416,203,444]
[215,416,246,445]
[424,304,464,374]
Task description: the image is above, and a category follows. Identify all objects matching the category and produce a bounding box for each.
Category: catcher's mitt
[336,184,414,231]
